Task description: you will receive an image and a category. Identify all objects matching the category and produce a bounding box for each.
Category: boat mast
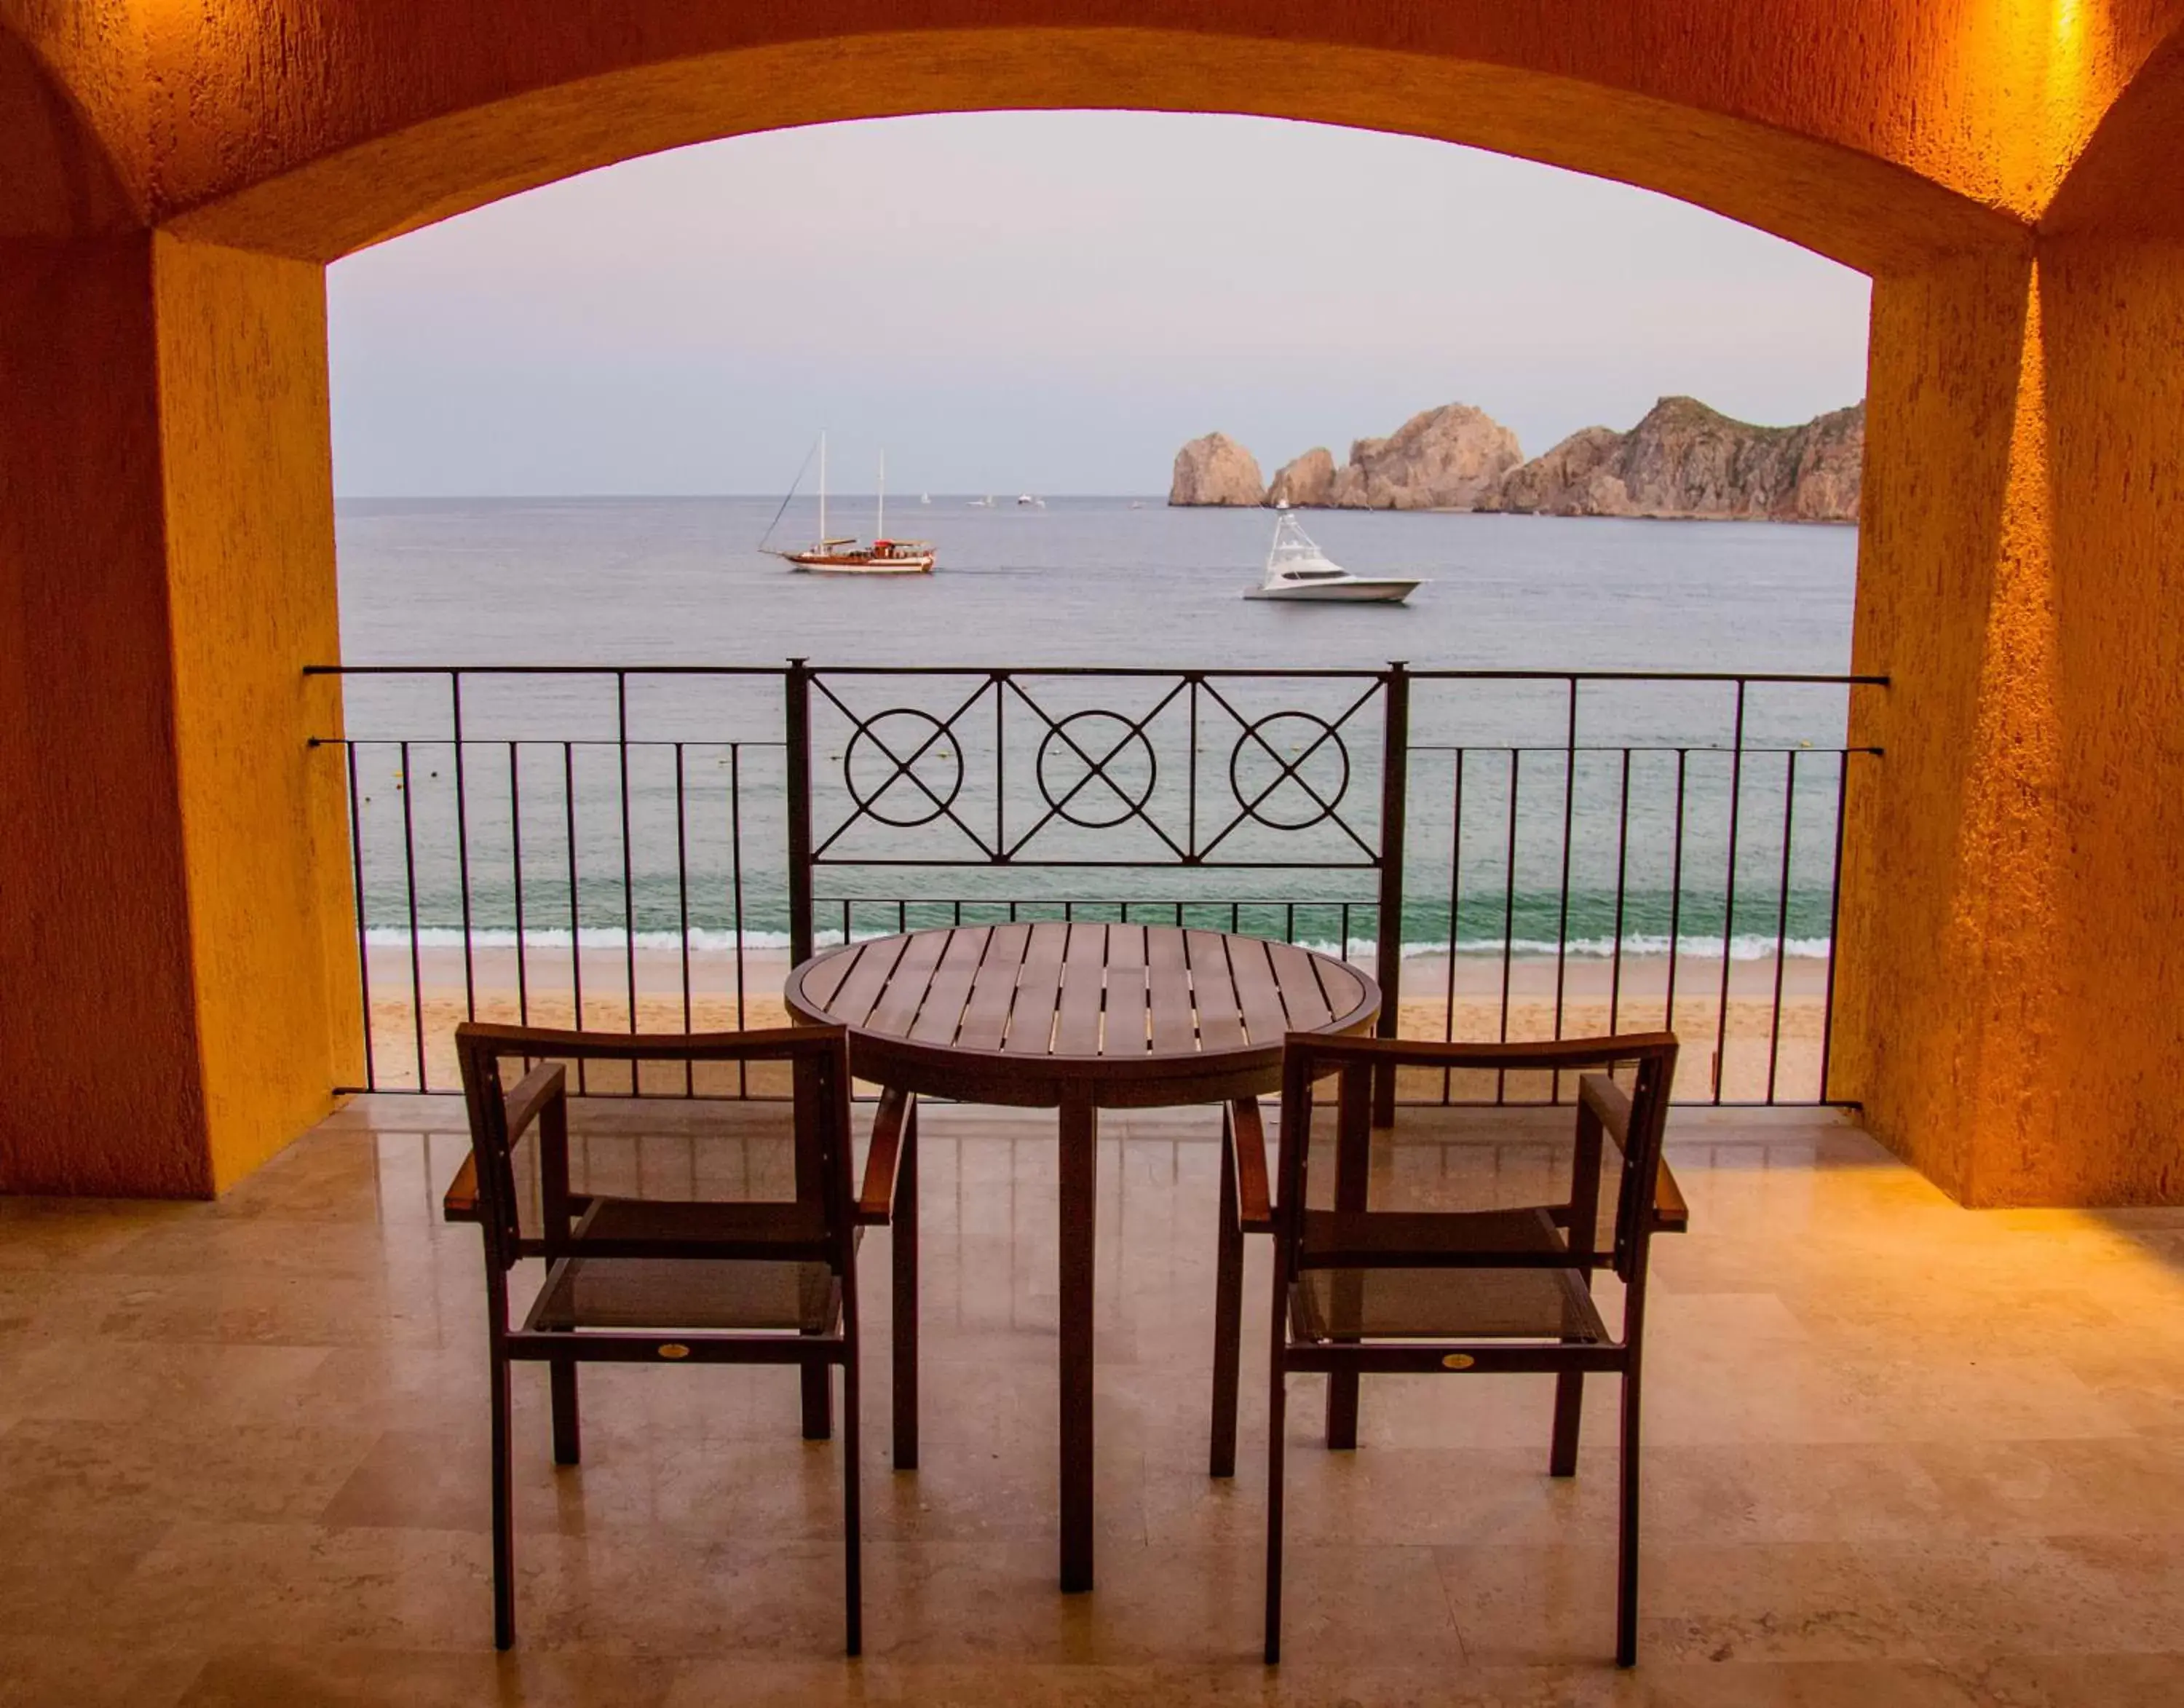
[818,432,827,545]
[877,449,885,542]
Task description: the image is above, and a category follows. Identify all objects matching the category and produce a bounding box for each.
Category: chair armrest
[504,1061,566,1143]
[443,1153,480,1223]
[857,1086,914,1225]
[443,1061,566,1225]
[1650,1158,1690,1235]
[1229,1097,1273,1233]
[1578,1072,1688,1235]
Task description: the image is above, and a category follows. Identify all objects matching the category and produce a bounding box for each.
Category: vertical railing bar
[784,660,814,968]
[1373,662,1410,1124]
[1819,748,1851,1103]
[1664,749,1689,1061]
[397,740,427,1090]
[729,743,747,1097]
[449,672,478,1021]
[563,741,585,1094]
[1767,748,1797,1104]
[1187,676,1200,858]
[1552,676,1578,1099]
[1495,748,1519,1105]
[1442,748,1467,1102]
[510,743,529,1026]
[344,740,376,1092]
[617,673,638,1042]
[1714,681,1747,1105]
[1609,748,1632,1035]
[993,671,1005,856]
[674,741,693,1096]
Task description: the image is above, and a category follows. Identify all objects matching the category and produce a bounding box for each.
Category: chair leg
[1615,1364,1643,1667]
[550,1356,582,1467]
[842,1356,863,1657]
[489,1348,516,1650]
[1264,1358,1288,1665]
[1549,1369,1583,1477]
[1324,1369,1360,1451]
[1210,1108,1244,1479]
[802,1350,834,1441]
[893,1100,920,1472]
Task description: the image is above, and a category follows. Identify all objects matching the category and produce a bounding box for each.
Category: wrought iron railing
[308,661,1882,1104]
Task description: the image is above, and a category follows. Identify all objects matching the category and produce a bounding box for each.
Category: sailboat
[764,435,935,574]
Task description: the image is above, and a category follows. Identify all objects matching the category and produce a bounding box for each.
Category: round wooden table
[785,921,1380,1592]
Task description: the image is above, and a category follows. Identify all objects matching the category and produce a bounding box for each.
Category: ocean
[331,496,1861,967]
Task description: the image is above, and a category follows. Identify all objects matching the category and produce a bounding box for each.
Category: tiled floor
[4,1096,2184,1705]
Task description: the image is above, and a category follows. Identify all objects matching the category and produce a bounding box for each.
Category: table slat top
[787,924,1374,1070]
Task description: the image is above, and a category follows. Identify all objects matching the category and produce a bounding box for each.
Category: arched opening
[320,111,1874,1114]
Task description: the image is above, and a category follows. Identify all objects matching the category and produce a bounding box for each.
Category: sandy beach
[358,938,1832,1104]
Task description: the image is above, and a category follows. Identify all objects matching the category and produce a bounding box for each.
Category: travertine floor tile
[1,1100,2182,1704]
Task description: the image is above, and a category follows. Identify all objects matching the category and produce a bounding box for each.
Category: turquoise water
[332,497,1862,961]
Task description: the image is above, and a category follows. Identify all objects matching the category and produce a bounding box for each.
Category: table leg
[1059,1086,1098,1592]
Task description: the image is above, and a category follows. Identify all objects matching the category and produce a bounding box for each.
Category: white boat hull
[1243,578,1419,604]
[788,555,935,574]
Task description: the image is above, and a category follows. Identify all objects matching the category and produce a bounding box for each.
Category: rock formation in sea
[1168,432,1267,506]
[1326,404,1524,510]
[1486,397,1864,521]
[1168,397,1865,519]
[1267,446,1337,507]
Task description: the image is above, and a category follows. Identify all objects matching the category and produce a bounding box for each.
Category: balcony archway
[4,4,2183,1205]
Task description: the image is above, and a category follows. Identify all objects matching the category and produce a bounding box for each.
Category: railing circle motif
[1035,710,1158,829]
[844,708,965,828]
[1229,711,1350,830]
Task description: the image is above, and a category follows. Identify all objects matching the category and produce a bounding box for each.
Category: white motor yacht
[1243,513,1421,604]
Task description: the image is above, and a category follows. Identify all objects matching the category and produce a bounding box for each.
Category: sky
[328,111,1873,499]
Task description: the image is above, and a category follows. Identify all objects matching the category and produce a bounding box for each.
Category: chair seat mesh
[531,1256,838,1334]
[1289,1205,1606,1343]
[1289,1263,1605,1343]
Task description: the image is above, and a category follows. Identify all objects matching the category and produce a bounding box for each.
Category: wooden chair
[443,1021,918,1654]
[1226,1032,1681,1667]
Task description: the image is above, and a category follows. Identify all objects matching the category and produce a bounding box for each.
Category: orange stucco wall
[3,2,2184,1201]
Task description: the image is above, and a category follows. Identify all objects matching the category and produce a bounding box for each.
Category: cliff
[1168,432,1266,506]
[1487,397,1864,521]
[1267,446,1337,507]
[1326,404,1524,510]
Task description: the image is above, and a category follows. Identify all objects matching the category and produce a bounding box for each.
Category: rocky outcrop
[1267,446,1337,507]
[1486,397,1864,521]
[1168,432,1266,506]
[1325,404,1523,510]
[1168,397,1865,520]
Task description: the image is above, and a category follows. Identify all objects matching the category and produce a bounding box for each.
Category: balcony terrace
[12,1,2184,1699]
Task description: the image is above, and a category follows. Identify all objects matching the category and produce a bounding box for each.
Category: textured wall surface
[0,234,211,1195]
[3,1,2184,1199]
[152,236,357,1192]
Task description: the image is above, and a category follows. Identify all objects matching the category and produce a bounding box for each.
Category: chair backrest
[1273,1032,1678,1287]
[454,1021,858,1270]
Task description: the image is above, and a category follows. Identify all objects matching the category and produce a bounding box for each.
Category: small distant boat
[1243,513,1421,604]
[919,493,931,505]
[763,436,935,575]
[1016,493,1045,508]
[969,495,994,508]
